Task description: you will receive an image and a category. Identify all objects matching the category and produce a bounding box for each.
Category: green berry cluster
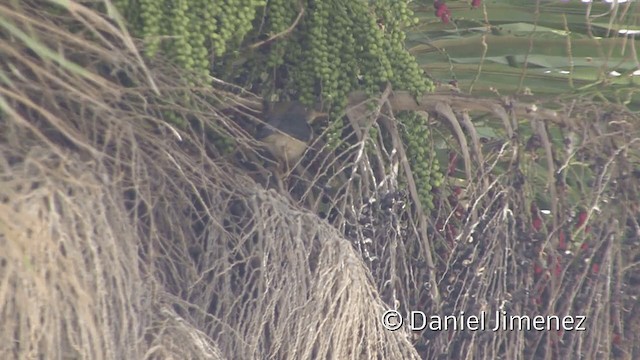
[264,0,298,68]
[138,0,162,57]
[373,0,431,96]
[113,0,431,99]
[324,116,345,150]
[112,0,433,156]
[257,0,432,144]
[161,110,186,128]
[399,111,444,210]
[114,0,265,84]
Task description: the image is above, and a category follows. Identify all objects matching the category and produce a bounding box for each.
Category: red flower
[471,0,482,8]
[534,264,543,275]
[532,217,542,231]
[438,7,451,24]
[440,10,451,24]
[447,151,458,176]
[575,210,591,234]
[557,231,566,250]
[575,211,588,228]
[434,1,451,24]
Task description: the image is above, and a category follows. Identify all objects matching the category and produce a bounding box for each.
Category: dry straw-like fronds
[0,1,419,359]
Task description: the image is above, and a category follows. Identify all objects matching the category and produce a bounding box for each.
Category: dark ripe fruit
[532,217,542,232]
[575,211,588,228]
[557,231,566,250]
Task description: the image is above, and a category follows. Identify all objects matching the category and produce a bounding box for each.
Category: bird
[256,101,327,168]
